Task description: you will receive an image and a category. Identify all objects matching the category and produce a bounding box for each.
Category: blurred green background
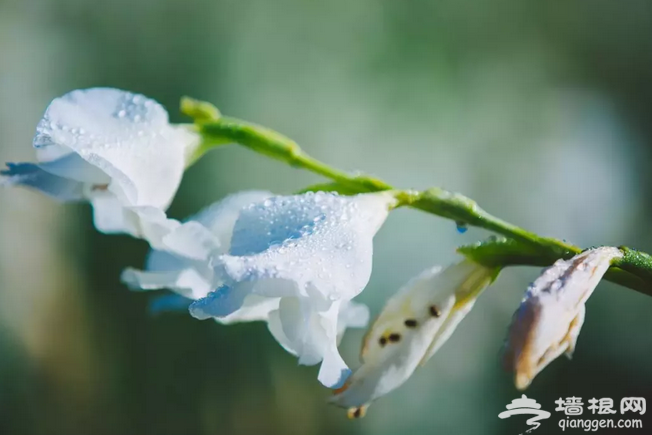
[2,0,652,434]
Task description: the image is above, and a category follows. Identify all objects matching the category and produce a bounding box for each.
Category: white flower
[331,259,498,418]
[503,247,623,390]
[123,190,395,388]
[1,88,199,243]
[123,190,273,303]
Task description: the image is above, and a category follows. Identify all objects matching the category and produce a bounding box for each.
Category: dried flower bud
[503,247,623,390]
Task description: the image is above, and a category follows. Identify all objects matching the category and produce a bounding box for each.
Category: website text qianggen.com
[559,418,642,431]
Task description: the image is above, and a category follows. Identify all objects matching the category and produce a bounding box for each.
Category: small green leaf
[457,236,551,268]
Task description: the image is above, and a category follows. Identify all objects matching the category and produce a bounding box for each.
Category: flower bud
[503,247,623,390]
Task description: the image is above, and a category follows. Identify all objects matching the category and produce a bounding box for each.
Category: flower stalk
[182,97,652,296]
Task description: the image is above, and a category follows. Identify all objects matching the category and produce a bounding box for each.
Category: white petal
[360,266,443,363]
[250,295,354,388]
[128,206,183,248]
[91,195,129,233]
[122,191,274,303]
[33,88,198,208]
[149,294,192,314]
[417,298,477,366]
[319,348,351,390]
[189,282,255,319]
[160,221,221,261]
[38,152,110,184]
[276,297,351,388]
[419,260,496,365]
[217,295,280,325]
[564,303,586,358]
[121,267,212,300]
[337,299,371,341]
[141,248,217,299]
[503,247,622,390]
[91,195,180,245]
[275,297,307,356]
[335,299,371,350]
[154,190,273,261]
[187,190,273,254]
[1,162,86,201]
[213,191,396,304]
[190,191,396,315]
[331,260,496,414]
[174,191,393,388]
[134,192,395,386]
[146,248,185,271]
[331,277,457,412]
[267,307,297,355]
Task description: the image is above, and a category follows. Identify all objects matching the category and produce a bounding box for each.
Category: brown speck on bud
[379,337,387,347]
[388,333,401,342]
[430,305,441,317]
[404,319,418,328]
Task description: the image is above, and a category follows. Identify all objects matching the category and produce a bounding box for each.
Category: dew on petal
[164,191,395,387]
[22,88,200,236]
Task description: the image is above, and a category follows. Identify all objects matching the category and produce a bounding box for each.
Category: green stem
[199,117,394,192]
[396,188,579,256]
[183,99,652,296]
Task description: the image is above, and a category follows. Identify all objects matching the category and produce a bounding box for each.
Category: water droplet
[455,221,468,234]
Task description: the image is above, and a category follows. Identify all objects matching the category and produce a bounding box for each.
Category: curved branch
[182,97,652,296]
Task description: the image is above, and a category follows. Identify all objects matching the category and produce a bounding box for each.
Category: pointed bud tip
[347,405,368,419]
[180,97,221,121]
[515,372,532,391]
